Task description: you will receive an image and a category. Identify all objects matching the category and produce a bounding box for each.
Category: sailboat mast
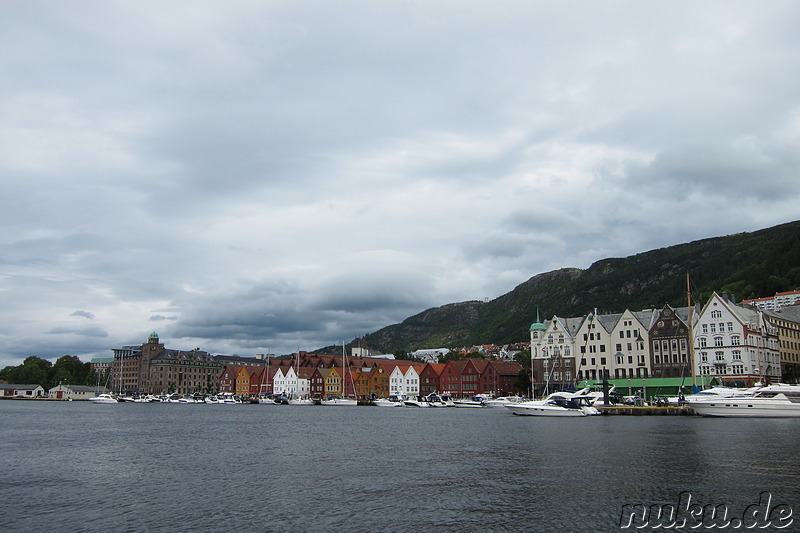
[687,273,698,390]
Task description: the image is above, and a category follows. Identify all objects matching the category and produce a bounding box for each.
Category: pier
[599,405,695,416]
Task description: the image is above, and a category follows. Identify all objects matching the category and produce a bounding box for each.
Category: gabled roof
[0,383,42,390]
[423,363,446,376]
[486,361,523,376]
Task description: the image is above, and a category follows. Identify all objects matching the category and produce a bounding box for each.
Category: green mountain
[366,220,800,353]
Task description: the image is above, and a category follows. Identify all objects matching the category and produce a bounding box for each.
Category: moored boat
[320,396,358,406]
[89,393,118,404]
[373,395,405,407]
[686,383,800,417]
[453,395,488,408]
[505,391,600,417]
[482,396,526,408]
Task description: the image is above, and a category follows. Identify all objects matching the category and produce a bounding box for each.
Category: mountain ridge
[364,220,800,353]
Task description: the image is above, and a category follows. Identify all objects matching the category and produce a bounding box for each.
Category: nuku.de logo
[619,492,793,529]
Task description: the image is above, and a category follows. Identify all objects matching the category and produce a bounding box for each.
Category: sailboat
[321,344,358,406]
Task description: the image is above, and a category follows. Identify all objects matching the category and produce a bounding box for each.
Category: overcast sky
[2,1,799,367]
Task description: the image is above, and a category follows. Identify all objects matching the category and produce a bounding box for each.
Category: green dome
[149,331,159,339]
[529,309,546,331]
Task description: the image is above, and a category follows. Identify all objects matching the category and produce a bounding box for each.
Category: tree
[514,350,532,396]
[438,350,463,363]
[52,355,92,387]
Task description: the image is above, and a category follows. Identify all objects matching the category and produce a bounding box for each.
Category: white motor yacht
[505,391,600,417]
[453,394,490,408]
[482,396,526,408]
[89,393,118,404]
[686,383,800,417]
[373,395,404,407]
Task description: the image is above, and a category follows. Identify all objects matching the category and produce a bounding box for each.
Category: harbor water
[2,401,799,532]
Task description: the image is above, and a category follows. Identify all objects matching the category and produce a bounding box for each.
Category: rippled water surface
[2,401,799,532]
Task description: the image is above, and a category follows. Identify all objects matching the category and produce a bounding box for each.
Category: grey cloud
[1,2,800,367]
[46,326,108,338]
[71,310,95,319]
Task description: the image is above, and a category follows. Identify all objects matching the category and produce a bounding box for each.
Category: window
[731,336,740,346]
[727,323,734,332]
[702,324,708,334]
[714,337,724,347]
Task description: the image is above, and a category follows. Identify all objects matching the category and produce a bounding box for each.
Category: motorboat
[373,395,404,407]
[482,396,526,408]
[89,393,118,404]
[505,391,600,417]
[217,393,241,404]
[404,393,451,407]
[686,383,800,417]
[665,386,755,406]
[320,396,358,406]
[258,395,280,405]
[453,395,489,408]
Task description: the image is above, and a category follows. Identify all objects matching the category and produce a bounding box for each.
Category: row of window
[698,336,741,348]
[702,322,734,333]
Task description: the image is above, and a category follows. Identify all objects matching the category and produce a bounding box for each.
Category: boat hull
[688,401,800,418]
[506,404,595,416]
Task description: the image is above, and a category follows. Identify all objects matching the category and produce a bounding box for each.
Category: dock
[599,405,695,416]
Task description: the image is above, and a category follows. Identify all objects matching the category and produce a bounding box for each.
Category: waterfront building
[248,366,271,397]
[322,367,344,397]
[110,333,223,395]
[574,312,612,382]
[648,305,694,379]
[0,383,46,398]
[418,363,445,395]
[609,309,655,380]
[530,315,581,395]
[763,305,800,383]
[88,357,113,376]
[234,366,251,397]
[273,365,311,398]
[385,363,420,397]
[693,292,780,386]
[481,360,524,396]
[440,360,468,396]
[48,384,108,400]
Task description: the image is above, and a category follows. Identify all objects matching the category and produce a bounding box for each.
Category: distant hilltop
[364,220,800,353]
